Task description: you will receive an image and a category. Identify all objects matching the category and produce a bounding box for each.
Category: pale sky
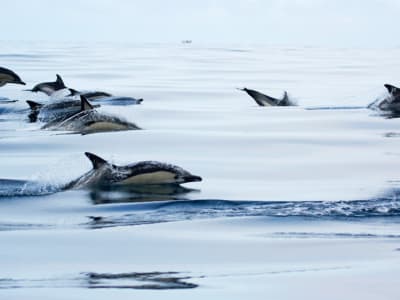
[1,0,400,47]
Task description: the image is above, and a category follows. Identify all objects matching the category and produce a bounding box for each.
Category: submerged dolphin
[67,88,112,100]
[0,67,25,87]
[42,95,140,134]
[368,84,400,113]
[26,74,66,95]
[65,152,202,189]
[68,88,143,105]
[239,88,295,106]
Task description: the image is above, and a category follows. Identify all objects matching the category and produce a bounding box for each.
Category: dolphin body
[239,88,295,106]
[65,152,202,189]
[26,74,67,95]
[0,67,25,87]
[42,96,140,134]
[368,84,400,113]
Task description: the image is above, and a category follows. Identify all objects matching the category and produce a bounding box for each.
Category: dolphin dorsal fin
[80,95,94,111]
[384,84,400,95]
[26,100,43,110]
[84,152,108,169]
[56,74,66,89]
[68,88,80,96]
[282,91,288,101]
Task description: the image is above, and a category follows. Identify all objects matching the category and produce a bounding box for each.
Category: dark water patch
[0,222,53,231]
[89,185,199,204]
[384,132,400,138]
[270,232,400,239]
[86,272,197,289]
[0,271,198,290]
[305,106,366,111]
[0,53,49,59]
[84,197,400,229]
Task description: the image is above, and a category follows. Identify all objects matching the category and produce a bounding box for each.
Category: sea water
[0,42,399,299]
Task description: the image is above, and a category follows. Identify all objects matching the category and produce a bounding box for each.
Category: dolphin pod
[1,65,400,190]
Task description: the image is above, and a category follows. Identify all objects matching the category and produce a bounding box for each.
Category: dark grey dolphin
[239,88,295,106]
[368,84,400,113]
[67,88,112,100]
[68,88,143,105]
[42,95,141,134]
[26,74,66,95]
[0,67,25,87]
[65,152,202,189]
[26,98,100,123]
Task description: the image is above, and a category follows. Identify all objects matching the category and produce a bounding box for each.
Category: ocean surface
[0,42,399,299]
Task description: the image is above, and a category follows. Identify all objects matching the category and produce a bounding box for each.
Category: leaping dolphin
[65,152,202,189]
[238,88,295,106]
[26,74,66,95]
[0,67,25,87]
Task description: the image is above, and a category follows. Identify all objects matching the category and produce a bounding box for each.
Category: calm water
[0,42,399,299]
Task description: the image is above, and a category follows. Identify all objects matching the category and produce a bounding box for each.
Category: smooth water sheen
[0,42,399,299]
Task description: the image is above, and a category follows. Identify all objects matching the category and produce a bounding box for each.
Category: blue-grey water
[0,42,399,299]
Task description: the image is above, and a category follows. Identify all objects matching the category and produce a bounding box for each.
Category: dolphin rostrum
[0,67,25,87]
[239,88,295,106]
[65,152,202,189]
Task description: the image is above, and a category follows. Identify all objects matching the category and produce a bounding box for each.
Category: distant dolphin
[65,152,202,189]
[26,74,66,95]
[42,95,141,134]
[68,88,143,105]
[238,88,295,106]
[67,88,112,100]
[0,67,25,87]
[368,84,400,113]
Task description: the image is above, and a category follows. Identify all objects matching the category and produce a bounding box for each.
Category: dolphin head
[173,170,202,184]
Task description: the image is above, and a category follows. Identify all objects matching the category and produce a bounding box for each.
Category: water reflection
[89,184,200,204]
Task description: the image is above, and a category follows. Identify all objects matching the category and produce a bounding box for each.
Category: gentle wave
[85,197,400,229]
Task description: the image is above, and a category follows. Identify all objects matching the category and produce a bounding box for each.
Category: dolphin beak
[17,81,26,85]
[184,175,202,183]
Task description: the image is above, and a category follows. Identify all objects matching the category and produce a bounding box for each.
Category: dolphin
[26,74,66,95]
[68,88,143,105]
[42,95,141,134]
[368,84,400,113]
[239,88,295,106]
[67,88,112,100]
[26,98,100,123]
[65,152,202,189]
[0,67,25,87]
